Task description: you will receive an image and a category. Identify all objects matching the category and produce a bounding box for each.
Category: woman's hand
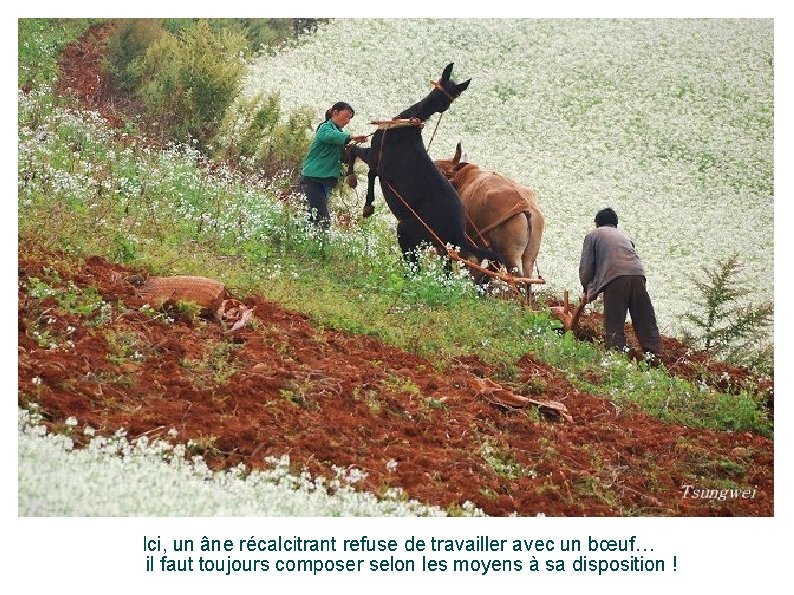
[349,135,368,144]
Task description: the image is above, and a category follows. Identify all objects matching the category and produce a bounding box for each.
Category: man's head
[595,207,618,228]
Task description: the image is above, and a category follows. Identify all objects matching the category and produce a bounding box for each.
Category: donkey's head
[425,63,471,115]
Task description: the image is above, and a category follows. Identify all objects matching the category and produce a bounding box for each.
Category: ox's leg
[486,214,528,276]
[521,210,544,281]
[484,214,533,303]
[521,210,545,306]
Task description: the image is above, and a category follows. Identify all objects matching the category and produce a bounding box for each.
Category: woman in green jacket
[300,101,368,228]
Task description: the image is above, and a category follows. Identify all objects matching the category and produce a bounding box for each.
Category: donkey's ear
[441,63,454,83]
[455,78,471,94]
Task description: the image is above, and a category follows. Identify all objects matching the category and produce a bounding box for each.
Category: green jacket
[301,119,350,179]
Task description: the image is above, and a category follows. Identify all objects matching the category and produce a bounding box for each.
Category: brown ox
[435,144,545,279]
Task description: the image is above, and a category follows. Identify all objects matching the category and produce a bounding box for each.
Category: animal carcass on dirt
[434,143,545,280]
[353,63,502,270]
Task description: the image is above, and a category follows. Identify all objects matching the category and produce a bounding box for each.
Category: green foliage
[102,18,319,163]
[217,93,281,162]
[479,440,536,480]
[267,108,315,177]
[161,18,323,54]
[111,233,137,263]
[103,19,166,92]
[174,300,203,319]
[528,330,771,437]
[683,254,773,374]
[213,92,313,179]
[182,340,241,385]
[137,20,248,147]
[105,330,142,365]
[186,435,219,457]
[280,379,319,410]
[27,277,109,323]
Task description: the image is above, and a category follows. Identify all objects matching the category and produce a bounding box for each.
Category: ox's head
[434,142,470,184]
[428,63,471,114]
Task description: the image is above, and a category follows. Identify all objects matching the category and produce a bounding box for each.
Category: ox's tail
[523,207,545,278]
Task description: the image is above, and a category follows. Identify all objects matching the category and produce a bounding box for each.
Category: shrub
[683,254,773,374]
[213,92,313,180]
[160,18,318,54]
[265,107,314,178]
[103,19,166,93]
[137,20,248,148]
[135,31,182,132]
[213,19,318,54]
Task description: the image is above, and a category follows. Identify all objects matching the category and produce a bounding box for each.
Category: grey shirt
[579,225,646,302]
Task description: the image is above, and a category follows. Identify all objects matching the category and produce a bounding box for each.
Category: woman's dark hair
[325,101,355,121]
[595,207,618,227]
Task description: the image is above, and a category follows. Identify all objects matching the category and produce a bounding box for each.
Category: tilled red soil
[18,248,773,516]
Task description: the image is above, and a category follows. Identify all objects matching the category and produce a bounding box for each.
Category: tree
[683,254,773,373]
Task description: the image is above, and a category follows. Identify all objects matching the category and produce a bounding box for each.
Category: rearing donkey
[351,63,502,270]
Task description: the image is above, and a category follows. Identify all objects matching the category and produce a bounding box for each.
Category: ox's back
[449,164,545,277]
[452,165,541,232]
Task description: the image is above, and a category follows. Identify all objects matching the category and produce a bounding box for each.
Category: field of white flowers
[244,18,773,338]
[18,408,468,516]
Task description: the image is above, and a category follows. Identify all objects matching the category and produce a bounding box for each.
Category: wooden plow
[549,289,587,332]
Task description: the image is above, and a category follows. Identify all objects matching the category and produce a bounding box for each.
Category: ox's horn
[453,142,462,165]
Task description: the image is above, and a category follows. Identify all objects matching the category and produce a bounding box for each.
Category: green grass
[18,19,97,90]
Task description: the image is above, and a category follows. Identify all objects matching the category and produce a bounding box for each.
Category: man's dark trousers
[602,275,661,355]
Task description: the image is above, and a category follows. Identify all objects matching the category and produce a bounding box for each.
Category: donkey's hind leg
[397,218,432,274]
